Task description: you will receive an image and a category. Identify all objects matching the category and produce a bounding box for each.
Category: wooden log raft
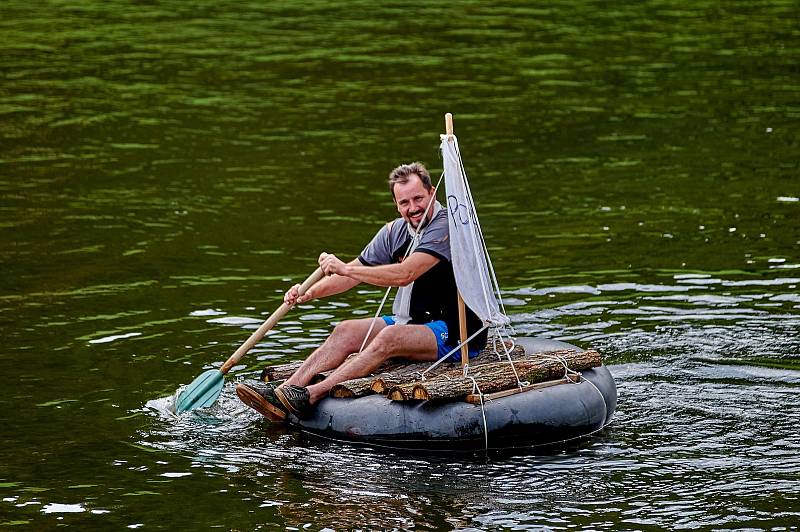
[387,349,601,401]
[328,343,525,398]
[260,340,524,396]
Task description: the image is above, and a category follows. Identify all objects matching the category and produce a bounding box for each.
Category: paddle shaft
[219,268,324,374]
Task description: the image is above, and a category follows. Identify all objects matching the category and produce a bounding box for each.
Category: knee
[329,320,364,349]
[368,328,403,358]
[331,319,359,337]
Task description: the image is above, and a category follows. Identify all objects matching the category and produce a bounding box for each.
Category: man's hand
[284,255,360,306]
[283,283,311,307]
[319,252,350,277]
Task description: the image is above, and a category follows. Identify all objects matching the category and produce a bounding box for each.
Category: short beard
[407,211,426,228]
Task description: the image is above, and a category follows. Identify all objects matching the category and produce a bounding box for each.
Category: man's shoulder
[383,217,406,235]
[369,217,408,248]
[361,217,407,265]
[432,207,449,224]
[425,208,449,233]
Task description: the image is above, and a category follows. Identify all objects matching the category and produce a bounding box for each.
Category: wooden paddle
[175,267,324,413]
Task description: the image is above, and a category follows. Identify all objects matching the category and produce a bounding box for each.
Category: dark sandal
[236,382,287,422]
[274,385,312,418]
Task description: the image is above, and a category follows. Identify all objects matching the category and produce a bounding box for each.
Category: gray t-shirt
[356,203,487,352]
[359,203,450,266]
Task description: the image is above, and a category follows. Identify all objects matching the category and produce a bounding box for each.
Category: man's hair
[388,162,432,199]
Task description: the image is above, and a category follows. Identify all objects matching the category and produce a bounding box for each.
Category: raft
[286,337,617,451]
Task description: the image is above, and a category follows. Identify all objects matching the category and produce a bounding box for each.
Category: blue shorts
[381,316,481,361]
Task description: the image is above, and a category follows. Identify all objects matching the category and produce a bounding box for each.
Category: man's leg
[305,323,438,404]
[282,317,387,388]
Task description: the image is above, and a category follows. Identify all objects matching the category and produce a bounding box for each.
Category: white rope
[536,351,581,383]
[496,321,517,343]
[578,371,609,425]
[419,323,489,378]
[357,287,394,354]
[489,334,501,359]
[494,329,527,389]
[468,374,489,451]
[527,346,608,425]
[584,375,607,411]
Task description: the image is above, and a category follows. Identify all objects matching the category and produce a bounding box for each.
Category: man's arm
[285,258,361,305]
[320,252,439,288]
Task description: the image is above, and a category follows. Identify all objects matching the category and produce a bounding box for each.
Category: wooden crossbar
[464,374,582,404]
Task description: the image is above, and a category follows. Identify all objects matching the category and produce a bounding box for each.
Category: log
[330,376,375,398]
[388,386,413,401]
[370,342,526,393]
[370,365,435,394]
[261,360,304,382]
[388,349,600,401]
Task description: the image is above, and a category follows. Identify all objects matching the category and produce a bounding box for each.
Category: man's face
[393,174,436,229]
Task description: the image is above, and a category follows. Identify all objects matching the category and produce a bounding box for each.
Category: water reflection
[126,265,800,529]
[137,354,800,529]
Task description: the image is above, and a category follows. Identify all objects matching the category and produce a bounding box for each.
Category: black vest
[392,239,488,352]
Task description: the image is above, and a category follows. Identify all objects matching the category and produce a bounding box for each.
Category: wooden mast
[444,113,470,368]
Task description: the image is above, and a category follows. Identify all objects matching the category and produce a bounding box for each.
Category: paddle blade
[175,369,224,413]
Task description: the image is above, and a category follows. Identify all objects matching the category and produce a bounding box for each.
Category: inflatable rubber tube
[290,337,617,451]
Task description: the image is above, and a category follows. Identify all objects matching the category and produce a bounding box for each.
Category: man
[236,162,486,420]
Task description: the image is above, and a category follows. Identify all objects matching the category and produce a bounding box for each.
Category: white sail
[440,135,509,327]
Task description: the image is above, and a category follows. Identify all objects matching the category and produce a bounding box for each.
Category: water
[2,0,799,528]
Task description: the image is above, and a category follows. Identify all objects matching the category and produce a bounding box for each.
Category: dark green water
[2,0,799,529]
